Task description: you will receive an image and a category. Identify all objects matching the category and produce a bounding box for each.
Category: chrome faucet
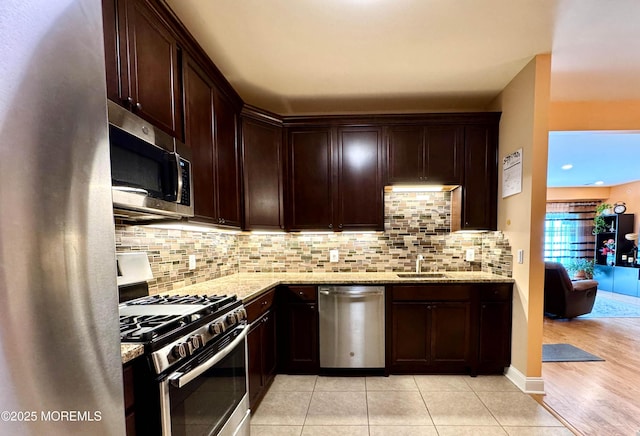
[416,254,424,273]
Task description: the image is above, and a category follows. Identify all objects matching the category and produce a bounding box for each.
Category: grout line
[413,375,437,429]
[469,388,506,433]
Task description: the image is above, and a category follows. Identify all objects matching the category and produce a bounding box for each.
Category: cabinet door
[613,266,639,297]
[387,126,424,183]
[213,90,241,227]
[424,126,463,184]
[478,301,512,371]
[458,125,497,230]
[286,302,319,373]
[336,127,383,231]
[593,265,614,292]
[247,320,263,408]
[391,302,430,370]
[123,363,136,436]
[263,310,278,383]
[287,129,333,231]
[102,0,120,102]
[119,0,182,138]
[429,302,471,367]
[242,117,284,230]
[183,55,215,222]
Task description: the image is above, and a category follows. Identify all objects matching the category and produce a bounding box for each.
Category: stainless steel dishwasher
[318,286,385,368]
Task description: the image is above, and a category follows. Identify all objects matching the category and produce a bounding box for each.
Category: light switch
[517,249,524,264]
[188,254,196,270]
[329,249,339,263]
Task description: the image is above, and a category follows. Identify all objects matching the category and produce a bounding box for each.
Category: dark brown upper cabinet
[286,126,383,231]
[213,90,242,227]
[387,125,463,185]
[183,54,241,227]
[287,128,334,231]
[182,54,215,222]
[241,109,284,230]
[105,0,183,139]
[451,124,499,231]
[336,127,384,231]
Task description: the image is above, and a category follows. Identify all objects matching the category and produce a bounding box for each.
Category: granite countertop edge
[121,271,514,364]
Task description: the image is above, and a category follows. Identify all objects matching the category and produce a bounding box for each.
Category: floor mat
[542,343,605,362]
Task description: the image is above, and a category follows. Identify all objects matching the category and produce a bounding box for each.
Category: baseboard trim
[505,365,545,394]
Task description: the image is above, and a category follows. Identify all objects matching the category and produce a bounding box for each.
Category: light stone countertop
[160,271,514,303]
[121,271,513,364]
[121,343,144,364]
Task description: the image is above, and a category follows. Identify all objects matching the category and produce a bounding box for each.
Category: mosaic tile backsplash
[115,192,512,294]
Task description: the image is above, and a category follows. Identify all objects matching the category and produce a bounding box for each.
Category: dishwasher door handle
[319,289,384,297]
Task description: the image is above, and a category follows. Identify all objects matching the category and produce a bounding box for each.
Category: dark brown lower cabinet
[390,299,472,373]
[477,285,513,373]
[122,362,136,436]
[247,309,277,409]
[278,286,319,373]
[388,284,512,375]
[246,289,277,410]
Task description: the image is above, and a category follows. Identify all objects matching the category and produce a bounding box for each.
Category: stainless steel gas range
[120,294,250,436]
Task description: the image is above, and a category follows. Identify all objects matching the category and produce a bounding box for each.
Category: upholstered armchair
[544,262,598,319]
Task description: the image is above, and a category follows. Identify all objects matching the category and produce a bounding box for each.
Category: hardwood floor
[542,315,640,435]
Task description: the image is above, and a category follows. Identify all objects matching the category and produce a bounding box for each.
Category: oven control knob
[172,343,187,359]
[209,321,225,335]
[226,313,237,326]
[236,309,247,320]
[190,334,204,349]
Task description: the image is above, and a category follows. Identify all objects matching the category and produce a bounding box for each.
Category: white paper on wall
[502,148,522,198]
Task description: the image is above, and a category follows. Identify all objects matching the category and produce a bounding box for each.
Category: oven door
[160,325,249,436]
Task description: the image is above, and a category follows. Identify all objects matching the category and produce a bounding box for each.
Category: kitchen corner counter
[121,271,513,363]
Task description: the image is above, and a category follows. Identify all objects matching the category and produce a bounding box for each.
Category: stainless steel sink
[396,272,447,278]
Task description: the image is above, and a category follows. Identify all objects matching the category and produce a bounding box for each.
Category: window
[544,202,597,267]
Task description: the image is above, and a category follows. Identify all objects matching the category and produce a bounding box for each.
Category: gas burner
[118,294,243,349]
[124,294,237,313]
[120,314,190,342]
[127,294,232,306]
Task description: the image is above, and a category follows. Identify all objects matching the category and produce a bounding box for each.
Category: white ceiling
[165,0,640,186]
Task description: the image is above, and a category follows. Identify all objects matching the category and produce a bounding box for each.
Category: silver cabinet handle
[319,289,384,297]
[174,152,183,204]
[112,186,149,196]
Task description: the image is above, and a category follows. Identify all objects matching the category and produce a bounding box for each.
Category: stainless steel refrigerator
[0,0,125,434]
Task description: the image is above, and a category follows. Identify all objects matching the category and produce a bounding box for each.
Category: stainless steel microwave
[107,101,194,221]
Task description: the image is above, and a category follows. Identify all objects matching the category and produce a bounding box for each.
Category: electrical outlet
[329,249,339,263]
[188,254,196,270]
[465,248,475,262]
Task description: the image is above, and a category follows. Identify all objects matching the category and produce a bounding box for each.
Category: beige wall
[549,100,640,131]
[489,54,551,384]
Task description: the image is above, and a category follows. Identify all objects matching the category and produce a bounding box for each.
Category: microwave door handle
[174,152,183,204]
[112,186,149,196]
[169,326,248,389]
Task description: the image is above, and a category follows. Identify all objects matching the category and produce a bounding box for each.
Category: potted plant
[593,203,613,235]
[566,258,595,280]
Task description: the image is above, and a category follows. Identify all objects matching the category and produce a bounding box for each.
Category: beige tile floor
[250,375,573,436]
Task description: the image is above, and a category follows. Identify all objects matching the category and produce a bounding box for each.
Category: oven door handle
[168,326,247,389]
